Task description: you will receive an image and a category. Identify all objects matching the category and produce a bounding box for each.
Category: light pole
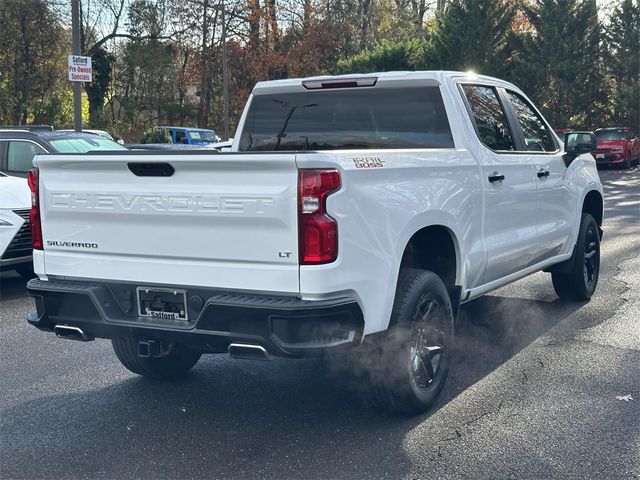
[71,0,82,132]
[221,0,229,141]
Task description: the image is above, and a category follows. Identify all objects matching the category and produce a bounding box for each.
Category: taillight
[298,169,341,265]
[27,168,43,250]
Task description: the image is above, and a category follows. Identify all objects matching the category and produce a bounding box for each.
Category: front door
[502,90,576,263]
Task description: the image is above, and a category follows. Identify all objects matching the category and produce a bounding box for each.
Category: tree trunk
[267,0,278,49]
[198,0,210,127]
[360,0,373,49]
[248,0,261,49]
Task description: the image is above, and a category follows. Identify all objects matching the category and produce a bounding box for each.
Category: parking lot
[1,167,638,480]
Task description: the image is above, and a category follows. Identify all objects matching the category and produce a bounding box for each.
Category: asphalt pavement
[1,167,638,480]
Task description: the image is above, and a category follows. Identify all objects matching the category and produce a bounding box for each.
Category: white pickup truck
[26,71,603,414]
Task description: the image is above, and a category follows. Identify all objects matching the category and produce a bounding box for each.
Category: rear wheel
[112,338,201,379]
[365,269,454,415]
[552,213,600,301]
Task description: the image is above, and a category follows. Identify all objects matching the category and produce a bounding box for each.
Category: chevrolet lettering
[49,193,275,214]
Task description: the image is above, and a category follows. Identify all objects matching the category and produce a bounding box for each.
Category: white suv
[0,173,32,277]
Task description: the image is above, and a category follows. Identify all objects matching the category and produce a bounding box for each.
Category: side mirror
[564,131,596,156]
[563,131,596,166]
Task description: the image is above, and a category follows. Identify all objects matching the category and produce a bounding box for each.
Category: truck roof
[252,70,521,95]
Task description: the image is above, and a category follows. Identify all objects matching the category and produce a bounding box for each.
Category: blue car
[159,126,220,146]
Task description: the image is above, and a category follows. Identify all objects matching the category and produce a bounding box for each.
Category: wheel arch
[397,224,462,315]
[547,189,603,275]
[582,189,604,237]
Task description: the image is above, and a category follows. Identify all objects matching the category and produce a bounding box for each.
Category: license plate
[596,153,605,159]
[137,287,188,320]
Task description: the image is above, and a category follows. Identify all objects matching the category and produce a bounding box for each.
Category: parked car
[159,126,221,146]
[25,71,603,415]
[57,129,122,143]
[126,143,215,151]
[553,128,573,136]
[0,131,127,178]
[592,127,639,169]
[0,172,32,277]
[0,125,53,132]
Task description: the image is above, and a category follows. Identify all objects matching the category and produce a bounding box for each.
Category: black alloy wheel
[365,269,454,415]
[552,213,600,301]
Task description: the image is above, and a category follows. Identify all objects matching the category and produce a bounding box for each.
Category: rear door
[501,89,575,261]
[459,84,538,284]
[36,153,301,293]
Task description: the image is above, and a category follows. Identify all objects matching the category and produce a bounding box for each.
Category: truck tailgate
[35,153,300,293]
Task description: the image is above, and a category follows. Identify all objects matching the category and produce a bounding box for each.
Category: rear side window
[461,85,515,151]
[7,141,46,172]
[506,91,556,152]
[239,86,454,151]
[175,130,187,144]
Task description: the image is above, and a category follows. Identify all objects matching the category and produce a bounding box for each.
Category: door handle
[128,162,175,177]
[537,169,550,178]
[488,172,505,183]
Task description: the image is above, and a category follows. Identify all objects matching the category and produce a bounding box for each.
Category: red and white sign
[68,55,92,82]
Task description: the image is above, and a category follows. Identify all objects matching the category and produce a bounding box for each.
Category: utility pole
[71,0,82,132]
[221,0,230,141]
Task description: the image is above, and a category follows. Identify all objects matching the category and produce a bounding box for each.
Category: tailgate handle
[128,162,175,177]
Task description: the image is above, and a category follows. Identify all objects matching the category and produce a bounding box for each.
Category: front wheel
[365,269,454,415]
[551,213,600,301]
[112,338,201,379]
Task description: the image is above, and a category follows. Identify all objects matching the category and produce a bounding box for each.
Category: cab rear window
[239,87,454,151]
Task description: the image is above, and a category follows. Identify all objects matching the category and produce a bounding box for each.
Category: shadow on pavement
[0,271,30,301]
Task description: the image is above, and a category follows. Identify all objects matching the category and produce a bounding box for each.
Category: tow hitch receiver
[137,340,172,358]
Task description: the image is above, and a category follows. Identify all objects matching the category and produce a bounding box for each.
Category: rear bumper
[26,278,364,358]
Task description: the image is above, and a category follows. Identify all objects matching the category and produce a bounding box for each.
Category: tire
[15,264,36,279]
[552,213,600,301]
[112,337,201,379]
[622,155,631,169]
[365,269,454,415]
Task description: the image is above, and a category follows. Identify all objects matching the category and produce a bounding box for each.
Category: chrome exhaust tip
[53,325,94,342]
[228,343,271,361]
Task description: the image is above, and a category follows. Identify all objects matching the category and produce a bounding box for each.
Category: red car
[554,128,573,136]
[592,127,639,169]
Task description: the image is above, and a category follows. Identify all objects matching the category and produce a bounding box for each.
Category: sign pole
[71,0,82,132]
[222,0,230,141]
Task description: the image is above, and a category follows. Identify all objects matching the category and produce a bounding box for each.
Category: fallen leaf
[615,395,633,402]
